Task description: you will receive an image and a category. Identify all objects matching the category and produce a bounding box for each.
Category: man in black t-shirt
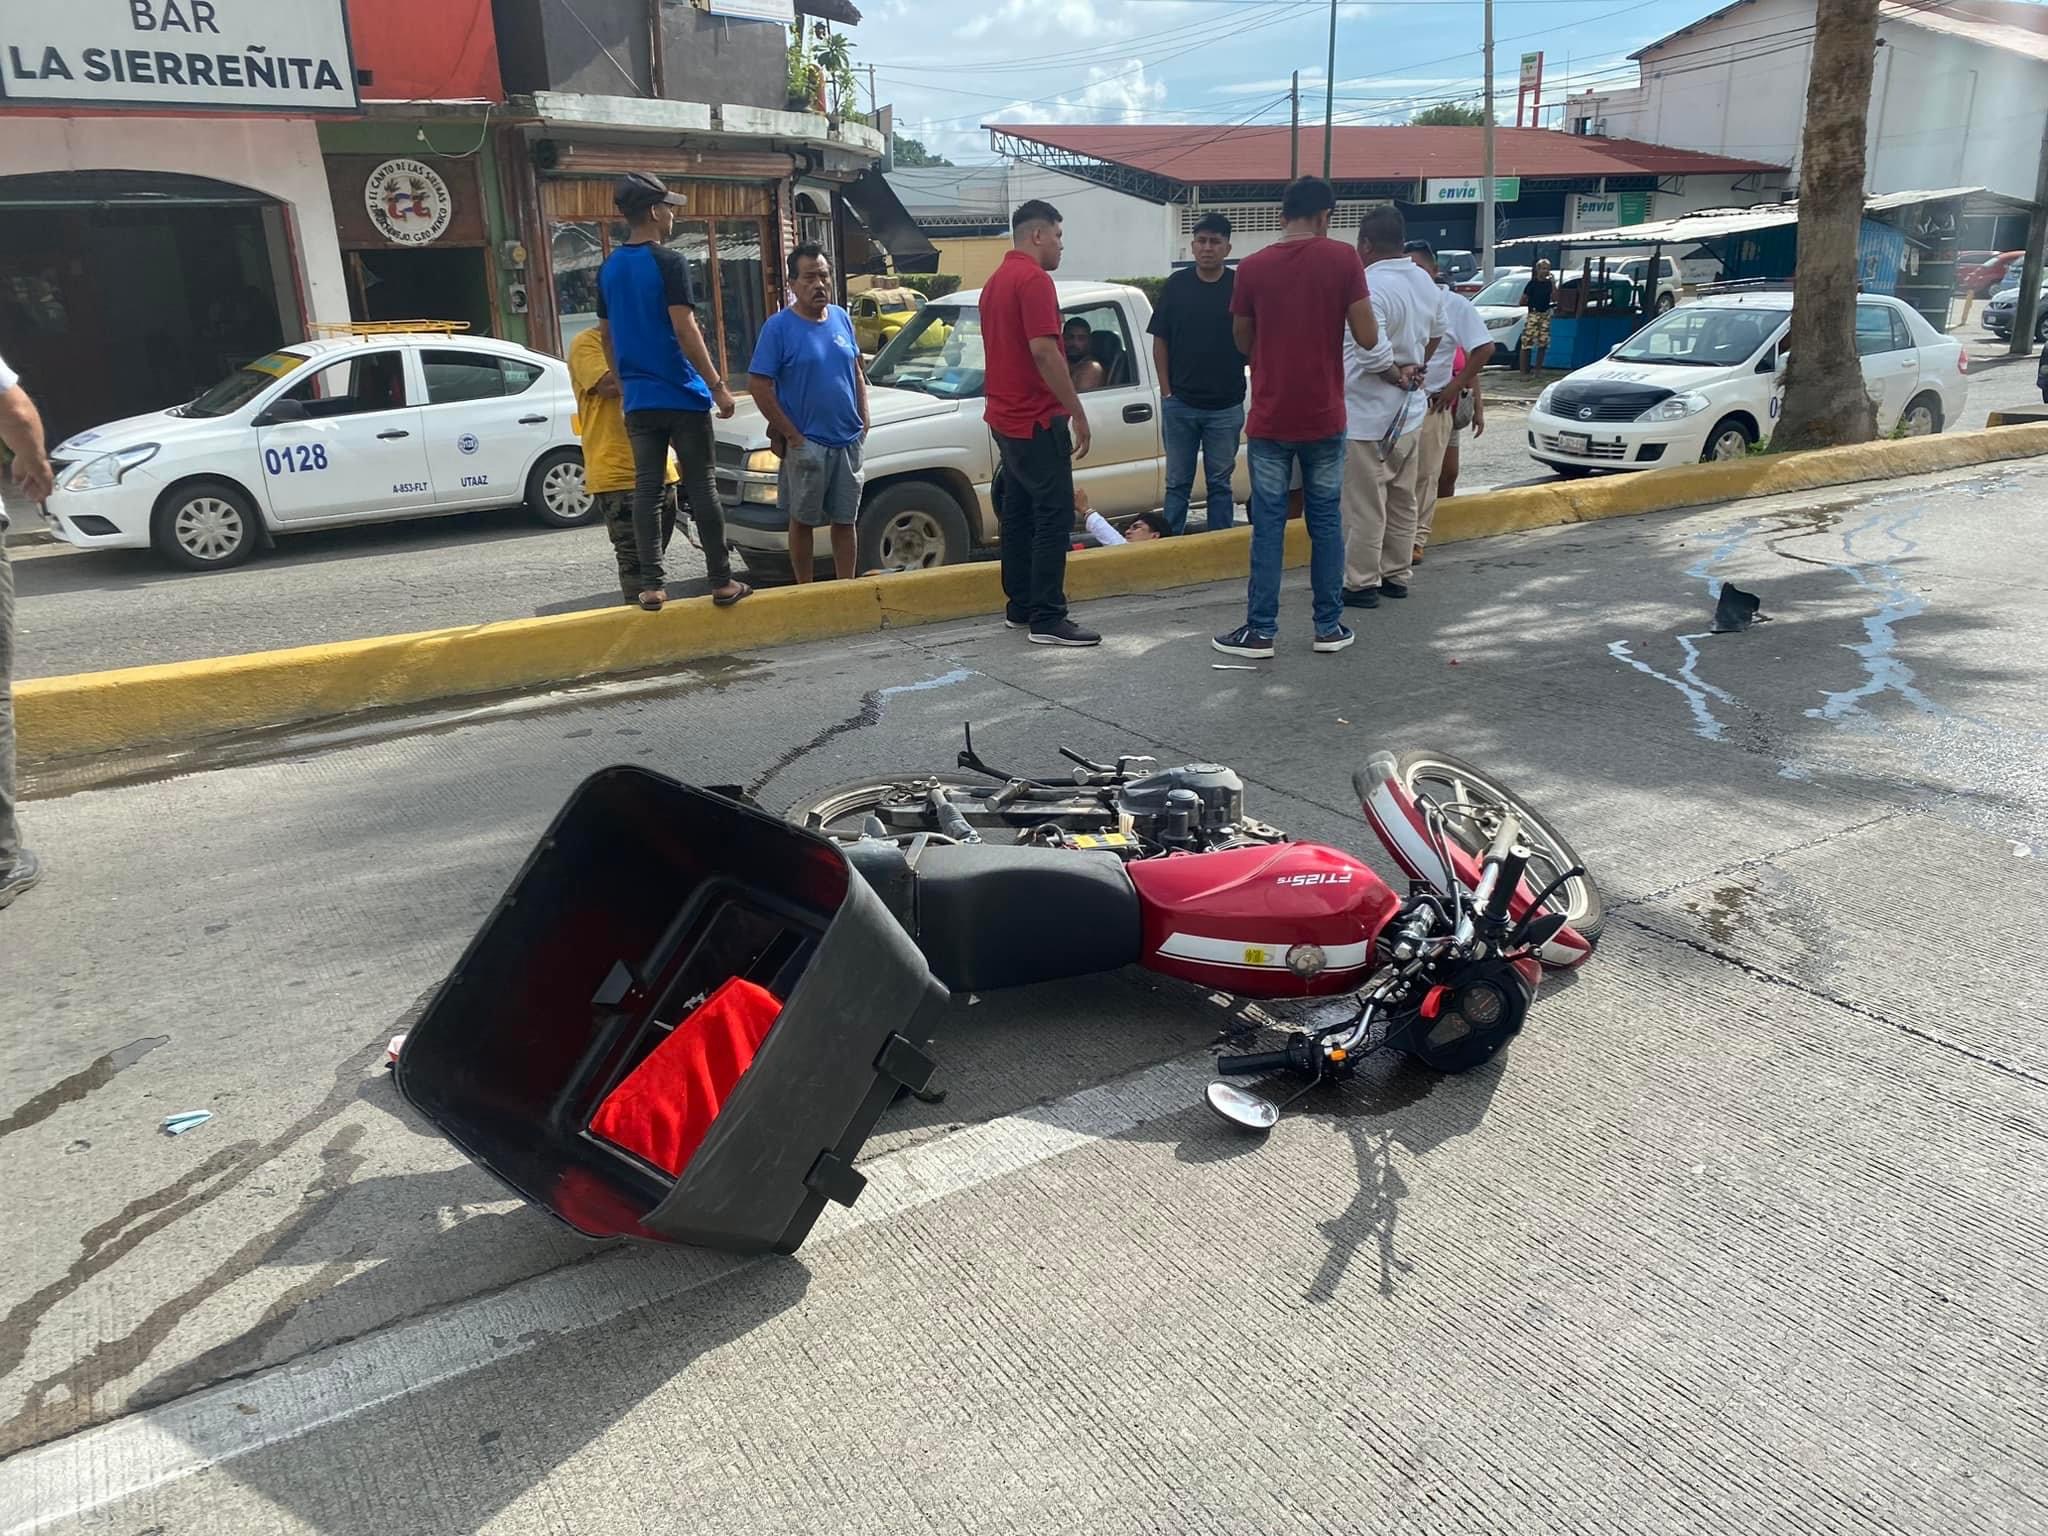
[1519,259,1556,373]
[1148,212,1247,533]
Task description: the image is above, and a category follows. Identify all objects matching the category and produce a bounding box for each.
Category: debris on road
[160,1110,214,1136]
[1712,583,1769,633]
[386,1032,408,1068]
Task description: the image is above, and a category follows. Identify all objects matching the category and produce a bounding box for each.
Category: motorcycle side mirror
[1206,1081,1280,1133]
[1513,911,1570,950]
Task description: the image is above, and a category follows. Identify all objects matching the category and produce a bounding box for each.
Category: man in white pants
[1341,207,1441,609]
[1406,241,1496,565]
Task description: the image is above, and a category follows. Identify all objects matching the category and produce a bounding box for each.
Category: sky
[846,0,1725,163]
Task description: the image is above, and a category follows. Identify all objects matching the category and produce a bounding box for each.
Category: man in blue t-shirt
[747,243,869,582]
[595,172,749,611]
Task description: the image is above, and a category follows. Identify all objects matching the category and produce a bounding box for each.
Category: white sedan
[1470,268,1534,361]
[43,331,590,570]
[1527,291,1968,475]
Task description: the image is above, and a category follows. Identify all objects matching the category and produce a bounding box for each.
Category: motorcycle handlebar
[1215,1050,1295,1076]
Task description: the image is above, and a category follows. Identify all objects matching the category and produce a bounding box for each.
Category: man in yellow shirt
[567,327,680,605]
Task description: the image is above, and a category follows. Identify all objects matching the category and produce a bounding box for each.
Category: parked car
[1957,250,2025,299]
[1432,249,1480,292]
[41,331,587,570]
[1615,254,1682,313]
[1526,291,1966,476]
[1985,279,2048,344]
[850,287,944,354]
[715,281,1249,577]
[1470,267,1535,359]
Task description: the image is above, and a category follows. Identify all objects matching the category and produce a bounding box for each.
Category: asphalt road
[2,460,2044,1533]
[10,328,2042,681]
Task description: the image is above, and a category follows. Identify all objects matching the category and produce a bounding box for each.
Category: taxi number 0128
[264,444,331,475]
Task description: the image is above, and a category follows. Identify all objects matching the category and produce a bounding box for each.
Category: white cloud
[958,0,1126,42]
[983,58,1170,127]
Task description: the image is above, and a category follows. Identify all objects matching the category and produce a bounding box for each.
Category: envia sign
[0,0,359,112]
[1421,176,1522,205]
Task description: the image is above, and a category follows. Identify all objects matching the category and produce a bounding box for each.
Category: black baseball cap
[1403,239,1436,258]
[615,172,687,215]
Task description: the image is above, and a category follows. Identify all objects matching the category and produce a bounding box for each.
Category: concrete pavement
[2,462,2045,1533]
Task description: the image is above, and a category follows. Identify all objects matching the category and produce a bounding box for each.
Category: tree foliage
[1410,102,1487,126]
[892,134,952,168]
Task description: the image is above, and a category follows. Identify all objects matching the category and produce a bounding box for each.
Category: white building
[1567,0,2047,245]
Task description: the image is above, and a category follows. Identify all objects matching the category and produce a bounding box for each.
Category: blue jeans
[1161,397,1243,533]
[1245,434,1345,637]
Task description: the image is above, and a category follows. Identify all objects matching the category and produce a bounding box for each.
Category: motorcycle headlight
[1638,393,1711,422]
[1535,384,1557,414]
[744,449,781,474]
[60,443,159,492]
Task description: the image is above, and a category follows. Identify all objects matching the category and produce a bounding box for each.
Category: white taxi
[1527,291,1968,476]
[43,327,589,570]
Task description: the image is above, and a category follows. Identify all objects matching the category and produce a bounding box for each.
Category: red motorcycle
[398,732,1602,1253]
[792,729,1602,1130]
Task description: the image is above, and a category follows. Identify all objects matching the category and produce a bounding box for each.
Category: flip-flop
[638,589,666,611]
[712,582,753,608]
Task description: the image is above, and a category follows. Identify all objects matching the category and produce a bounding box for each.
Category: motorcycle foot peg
[804,1151,868,1209]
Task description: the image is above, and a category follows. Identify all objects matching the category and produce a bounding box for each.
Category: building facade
[1566,0,2048,247]
[981,125,1786,283]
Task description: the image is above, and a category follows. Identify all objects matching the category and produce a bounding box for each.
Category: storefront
[318,118,528,346]
[534,154,788,380]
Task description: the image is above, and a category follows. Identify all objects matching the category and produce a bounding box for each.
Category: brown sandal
[712,582,753,608]
[638,588,666,611]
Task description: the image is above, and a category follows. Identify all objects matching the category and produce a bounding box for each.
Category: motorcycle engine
[1116,763,1245,848]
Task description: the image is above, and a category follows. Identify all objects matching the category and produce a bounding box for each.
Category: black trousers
[625,407,731,590]
[993,420,1073,629]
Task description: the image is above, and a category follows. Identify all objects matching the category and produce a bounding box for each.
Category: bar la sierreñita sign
[0,0,359,112]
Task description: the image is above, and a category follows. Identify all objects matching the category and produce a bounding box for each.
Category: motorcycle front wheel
[1390,750,1605,946]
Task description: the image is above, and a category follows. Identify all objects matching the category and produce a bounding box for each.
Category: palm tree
[1772,0,1881,451]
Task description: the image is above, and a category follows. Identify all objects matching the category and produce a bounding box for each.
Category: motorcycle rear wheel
[1390,750,1604,946]
[790,773,1103,844]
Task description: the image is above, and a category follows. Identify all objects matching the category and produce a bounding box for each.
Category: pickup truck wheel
[1654,291,1675,314]
[858,482,970,572]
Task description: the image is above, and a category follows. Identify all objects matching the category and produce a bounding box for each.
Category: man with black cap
[596,172,750,611]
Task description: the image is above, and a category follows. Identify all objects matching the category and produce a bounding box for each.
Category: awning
[797,0,863,21]
[841,167,940,274]
[1498,187,2009,252]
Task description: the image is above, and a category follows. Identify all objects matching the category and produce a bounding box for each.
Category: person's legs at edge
[1025,421,1076,633]
[1201,403,1244,531]
[1241,438,1291,636]
[625,410,674,603]
[0,538,18,870]
[668,411,737,593]
[1160,395,1200,535]
[1439,433,1461,501]
[1300,435,1348,636]
[994,438,1035,625]
[1341,438,1391,595]
[823,444,861,580]
[1377,429,1424,591]
[599,490,641,604]
[1413,407,1453,560]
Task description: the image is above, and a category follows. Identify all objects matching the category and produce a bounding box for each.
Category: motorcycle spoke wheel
[1393,751,1604,945]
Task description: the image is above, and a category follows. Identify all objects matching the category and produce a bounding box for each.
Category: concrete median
[19,421,2048,766]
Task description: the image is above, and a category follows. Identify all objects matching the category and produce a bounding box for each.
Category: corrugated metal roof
[986,124,1783,185]
[886,165,1012,220]
[1497,187,1987,248]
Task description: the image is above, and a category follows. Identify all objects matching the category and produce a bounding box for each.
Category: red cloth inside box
[589,977,782,1177]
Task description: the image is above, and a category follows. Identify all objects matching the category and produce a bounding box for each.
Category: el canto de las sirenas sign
[0,0,359,112]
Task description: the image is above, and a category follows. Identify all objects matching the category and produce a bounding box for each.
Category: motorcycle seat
[909,842,1141,992]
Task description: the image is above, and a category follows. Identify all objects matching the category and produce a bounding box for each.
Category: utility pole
[1322,0,1338,181]
[2008,110,2048,359]
[1480,0,1496,279]
[865,63,877,117]
[1290,70,1301,178]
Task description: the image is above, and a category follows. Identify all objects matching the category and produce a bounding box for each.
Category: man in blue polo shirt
[748,243,869,582]
[595,172,749,611]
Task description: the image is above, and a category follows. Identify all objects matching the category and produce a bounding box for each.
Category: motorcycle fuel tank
[1128,842,1401,997]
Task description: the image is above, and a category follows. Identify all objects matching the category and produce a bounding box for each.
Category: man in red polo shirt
[981,199,1098,647]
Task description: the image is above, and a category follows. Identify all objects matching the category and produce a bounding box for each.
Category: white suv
[1527,292,1967,476]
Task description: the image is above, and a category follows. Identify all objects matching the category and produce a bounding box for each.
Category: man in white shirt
[1406,241,1496,565]
[1341,207,1441,608]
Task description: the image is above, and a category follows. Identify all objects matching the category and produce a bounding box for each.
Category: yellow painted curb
[20,422,2048,765]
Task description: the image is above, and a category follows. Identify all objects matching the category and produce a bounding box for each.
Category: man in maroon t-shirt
[1218,177,1378,659]
[980,199,1098,647]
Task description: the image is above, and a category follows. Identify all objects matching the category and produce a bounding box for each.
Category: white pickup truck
[714,280,1249,577]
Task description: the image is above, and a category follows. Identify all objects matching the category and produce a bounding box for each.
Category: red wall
[348,0,504,102]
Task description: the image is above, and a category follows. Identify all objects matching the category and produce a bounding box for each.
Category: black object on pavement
[397,766,949,1254]
[1712,583,1768,634]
